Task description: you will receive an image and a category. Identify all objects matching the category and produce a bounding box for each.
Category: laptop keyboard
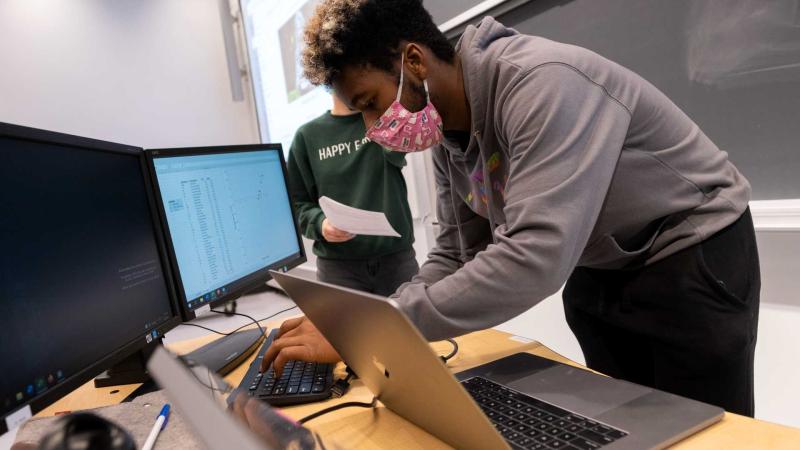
[462,377,628,450]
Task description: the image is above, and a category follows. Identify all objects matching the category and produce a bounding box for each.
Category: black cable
[179,305,298,336]
[180,322,237,335]
[330,366,357,398]
[441,338,459,362]
[297,397,377,424]
[210,309,266,341]
[314,432,329,450]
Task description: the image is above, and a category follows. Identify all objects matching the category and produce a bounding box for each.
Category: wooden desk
[40,324,800,449]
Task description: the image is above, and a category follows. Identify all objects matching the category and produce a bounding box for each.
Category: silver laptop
[270,270,724,450]
[148,347,320,450]
[147,347,270,450]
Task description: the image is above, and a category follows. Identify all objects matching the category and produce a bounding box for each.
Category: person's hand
[321,218,355,242]
[260,316,342,378]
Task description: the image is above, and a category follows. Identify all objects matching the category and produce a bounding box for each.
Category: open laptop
[147,346,321,450]
[269,270,724,450]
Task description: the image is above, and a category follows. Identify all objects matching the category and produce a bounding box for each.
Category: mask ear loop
[398,52,431,104]
[396,53,405,103]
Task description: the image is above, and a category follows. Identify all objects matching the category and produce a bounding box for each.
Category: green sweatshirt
[287,111,414,260]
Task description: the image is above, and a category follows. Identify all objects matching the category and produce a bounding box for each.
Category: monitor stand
[94,338,160,388]
[181,328,266,376]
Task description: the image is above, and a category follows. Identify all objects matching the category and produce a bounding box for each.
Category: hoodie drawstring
[446,156,469,264]
[444,131,498,266]
[475,131,498,243]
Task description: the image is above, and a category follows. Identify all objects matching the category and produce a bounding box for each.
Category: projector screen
[241,0,328,153]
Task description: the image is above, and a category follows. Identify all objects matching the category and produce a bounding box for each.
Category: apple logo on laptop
[372,355,390,379]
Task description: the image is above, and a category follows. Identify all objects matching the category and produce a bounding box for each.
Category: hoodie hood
[454,17,518,154]
[439,17,517,240]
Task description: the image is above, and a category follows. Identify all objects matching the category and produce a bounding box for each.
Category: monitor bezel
[0,122,183,434]
[144,144,307,320]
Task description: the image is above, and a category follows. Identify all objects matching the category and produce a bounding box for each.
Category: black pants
[316,248,420,297]
[564,209,760,416]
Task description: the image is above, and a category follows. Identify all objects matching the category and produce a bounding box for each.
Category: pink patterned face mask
[365,56,444,152]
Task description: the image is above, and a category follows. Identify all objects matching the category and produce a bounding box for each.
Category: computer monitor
[146,145,306,320]
[0,123,182,436]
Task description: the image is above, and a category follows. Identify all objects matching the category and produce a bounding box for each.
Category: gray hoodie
[392,17,750,341]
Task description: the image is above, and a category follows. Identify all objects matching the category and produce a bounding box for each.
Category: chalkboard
[425,0,485,26]
[438,0,800,200]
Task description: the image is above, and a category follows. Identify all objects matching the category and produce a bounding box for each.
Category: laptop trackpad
[507,366,652,417]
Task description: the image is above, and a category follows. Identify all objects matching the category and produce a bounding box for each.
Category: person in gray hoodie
[262,0,760,417]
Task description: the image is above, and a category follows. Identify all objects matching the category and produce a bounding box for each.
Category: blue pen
[141,404,170,450]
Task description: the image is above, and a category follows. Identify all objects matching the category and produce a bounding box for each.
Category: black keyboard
[462,377,628,450]
[234,329,335,406]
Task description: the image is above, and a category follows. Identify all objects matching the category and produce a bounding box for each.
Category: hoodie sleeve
[395,64,632,341]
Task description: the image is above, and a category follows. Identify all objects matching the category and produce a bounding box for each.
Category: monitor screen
[150,147,304,311]
[0,125,179,431]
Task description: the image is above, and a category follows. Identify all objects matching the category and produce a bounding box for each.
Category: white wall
[0,2,258,446]
[0,0,259,148]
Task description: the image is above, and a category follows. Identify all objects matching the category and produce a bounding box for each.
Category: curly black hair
[302,0,455,86]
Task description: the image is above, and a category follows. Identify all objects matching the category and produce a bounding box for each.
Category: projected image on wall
[241,0,328,154]
[279,1,318,103]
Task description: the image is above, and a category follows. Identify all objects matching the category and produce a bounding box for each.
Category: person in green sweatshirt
[286,93,419,296]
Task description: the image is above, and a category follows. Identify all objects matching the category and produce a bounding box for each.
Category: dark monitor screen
[147,145,305,314]
[0,124,180,433]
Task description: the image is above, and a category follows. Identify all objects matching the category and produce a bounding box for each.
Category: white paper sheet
[319,196,401,237]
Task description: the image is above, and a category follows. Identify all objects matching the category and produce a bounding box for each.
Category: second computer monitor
[1,122,182,434]
[146,145,305,318]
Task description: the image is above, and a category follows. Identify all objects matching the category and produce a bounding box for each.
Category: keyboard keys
[578,429,614,445]
[569,438,601,450]
[461,377,626,450]
[593,425,612,434]
[605,429,628,440]
[515,437,534,447]
[558,432,576,442]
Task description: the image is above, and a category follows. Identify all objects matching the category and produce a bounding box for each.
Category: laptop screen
[151,149,302,310]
